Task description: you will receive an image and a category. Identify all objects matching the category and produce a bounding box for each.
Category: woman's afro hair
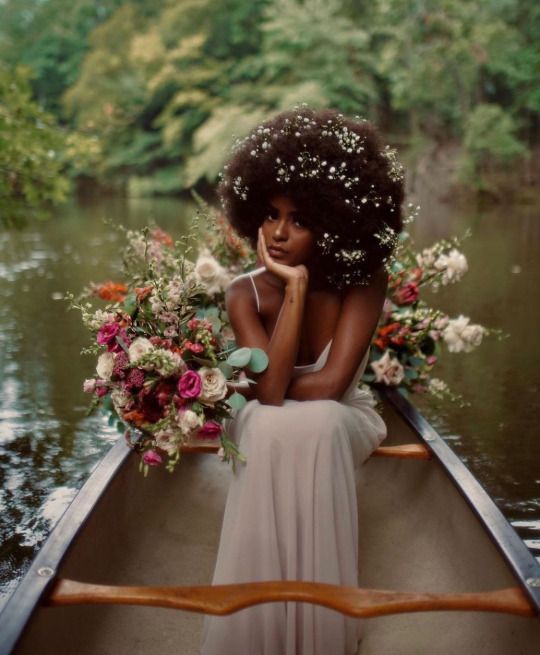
[217,105,405,290]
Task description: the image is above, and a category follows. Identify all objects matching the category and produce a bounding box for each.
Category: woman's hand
[257,228,308,287]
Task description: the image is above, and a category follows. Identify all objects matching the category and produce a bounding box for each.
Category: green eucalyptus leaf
[207,315,222,333]
[123,293,137,315]
[227,392,247,410]
[248,348,269,373]
[227,347,251,367]
[404,368,418,380]
[218,362,234,378]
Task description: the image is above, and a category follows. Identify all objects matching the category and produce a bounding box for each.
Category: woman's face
[261,195,315,267]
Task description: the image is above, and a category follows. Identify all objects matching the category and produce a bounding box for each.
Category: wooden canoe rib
[48,578,534,618]
[182,442,432,460]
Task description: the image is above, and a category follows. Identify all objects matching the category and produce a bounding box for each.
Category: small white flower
[434,249,468,285]
[96,352,115,381]
[155,430,180,456]
[177,409,204,436]
[429,378,448,393]
[442,315,485,353]
[111,388,131,413]
[128,337,154,363]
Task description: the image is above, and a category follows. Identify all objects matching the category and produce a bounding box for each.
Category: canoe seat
[180,442,431,460]
[47,578,533,618]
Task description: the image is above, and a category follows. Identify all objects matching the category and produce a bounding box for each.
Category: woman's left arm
[285,267,388,401]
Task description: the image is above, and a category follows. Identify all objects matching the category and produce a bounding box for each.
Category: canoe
[1,388,539,654]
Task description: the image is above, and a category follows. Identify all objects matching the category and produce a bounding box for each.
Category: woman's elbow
[255,390,285,406]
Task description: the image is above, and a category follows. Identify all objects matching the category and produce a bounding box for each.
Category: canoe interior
[13,400,540,654]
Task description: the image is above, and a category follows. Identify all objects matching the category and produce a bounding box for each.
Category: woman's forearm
[254,278,307,405]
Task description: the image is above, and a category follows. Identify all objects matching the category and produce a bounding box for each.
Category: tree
[0,66,69,227]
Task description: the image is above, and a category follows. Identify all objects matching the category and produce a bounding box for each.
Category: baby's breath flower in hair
[218,104,405,290]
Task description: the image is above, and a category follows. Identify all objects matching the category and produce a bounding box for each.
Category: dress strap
[248,273,261,313]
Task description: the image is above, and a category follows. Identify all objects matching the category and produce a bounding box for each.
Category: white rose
[177,409,204,436]
[155,430,180,456]
[96,352,115,380]
[198,367,228,404]
[434,249,468,285]
[128,337,154,363]
[370,350,405,386]
[194,252,229,295]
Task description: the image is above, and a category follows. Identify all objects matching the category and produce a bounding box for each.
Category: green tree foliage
[3,0,537,195]
[0,66,69,227]
[458,103,526,192]
[0,0,127,114]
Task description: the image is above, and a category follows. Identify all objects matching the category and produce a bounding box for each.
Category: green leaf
[218,361,234,378]
[248,348,268,373]
[123,293,137,315]
[207,315,222,333]
[404,368,418,380]
[227,347,251,367]
[226,392,247,410]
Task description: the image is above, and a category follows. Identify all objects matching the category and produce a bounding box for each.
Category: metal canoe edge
[0,437,132,655]
[378,385,540,615]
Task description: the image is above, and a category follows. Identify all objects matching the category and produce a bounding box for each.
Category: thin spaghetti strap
[248,273,261,313]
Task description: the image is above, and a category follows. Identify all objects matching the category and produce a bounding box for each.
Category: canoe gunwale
[1,390,539,655]
[378,386,540,615]
[0,438,131,655]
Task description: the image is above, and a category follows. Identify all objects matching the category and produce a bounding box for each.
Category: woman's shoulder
[226,267,265,305]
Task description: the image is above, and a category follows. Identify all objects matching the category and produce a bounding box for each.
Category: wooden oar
[181,442,431,459]
[48,579,534,618]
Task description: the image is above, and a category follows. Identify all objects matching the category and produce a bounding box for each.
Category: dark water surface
[0,194,539,607]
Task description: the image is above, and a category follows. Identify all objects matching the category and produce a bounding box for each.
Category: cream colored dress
[200,268,386,655]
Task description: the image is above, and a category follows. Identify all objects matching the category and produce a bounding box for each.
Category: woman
[200,106,405,654]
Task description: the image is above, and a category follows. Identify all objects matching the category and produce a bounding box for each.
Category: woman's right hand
[257,228,309,287]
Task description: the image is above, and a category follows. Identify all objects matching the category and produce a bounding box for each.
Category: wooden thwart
[48,579,533,618]
[181,442,431,460]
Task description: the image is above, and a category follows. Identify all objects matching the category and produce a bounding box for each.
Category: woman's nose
[273,218,288,241]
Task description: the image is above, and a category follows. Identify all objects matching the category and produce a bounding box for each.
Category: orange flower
[94,281,128,303]
[122,409,146,426]
[151,227,173,246]
[374,322,402,350]
[135,286,153,302]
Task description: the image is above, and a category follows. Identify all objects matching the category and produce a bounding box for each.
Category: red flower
[393,282,419,306]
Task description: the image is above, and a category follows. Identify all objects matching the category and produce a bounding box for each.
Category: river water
[0,193,539,606]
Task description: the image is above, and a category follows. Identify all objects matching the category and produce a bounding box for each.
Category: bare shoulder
[225,274,257,312]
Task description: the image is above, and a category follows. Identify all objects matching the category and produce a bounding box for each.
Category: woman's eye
[293,218,306,228]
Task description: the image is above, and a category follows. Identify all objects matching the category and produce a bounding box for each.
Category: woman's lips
[268,246,287,257]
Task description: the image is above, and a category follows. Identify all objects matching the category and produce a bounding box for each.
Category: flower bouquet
[70,217,266,475]
[361,230,500,404]
[74,198,497,473]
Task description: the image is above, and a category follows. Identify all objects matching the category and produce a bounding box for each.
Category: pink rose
[197,420,222,440]
[426,355,437,365]
[177,370,202,399]
[143,450,163,466]
[393,282,419,306]
[109,328,131,353]
[95,381,108,397]
[83,378,96,393]
[97,322,120,347]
